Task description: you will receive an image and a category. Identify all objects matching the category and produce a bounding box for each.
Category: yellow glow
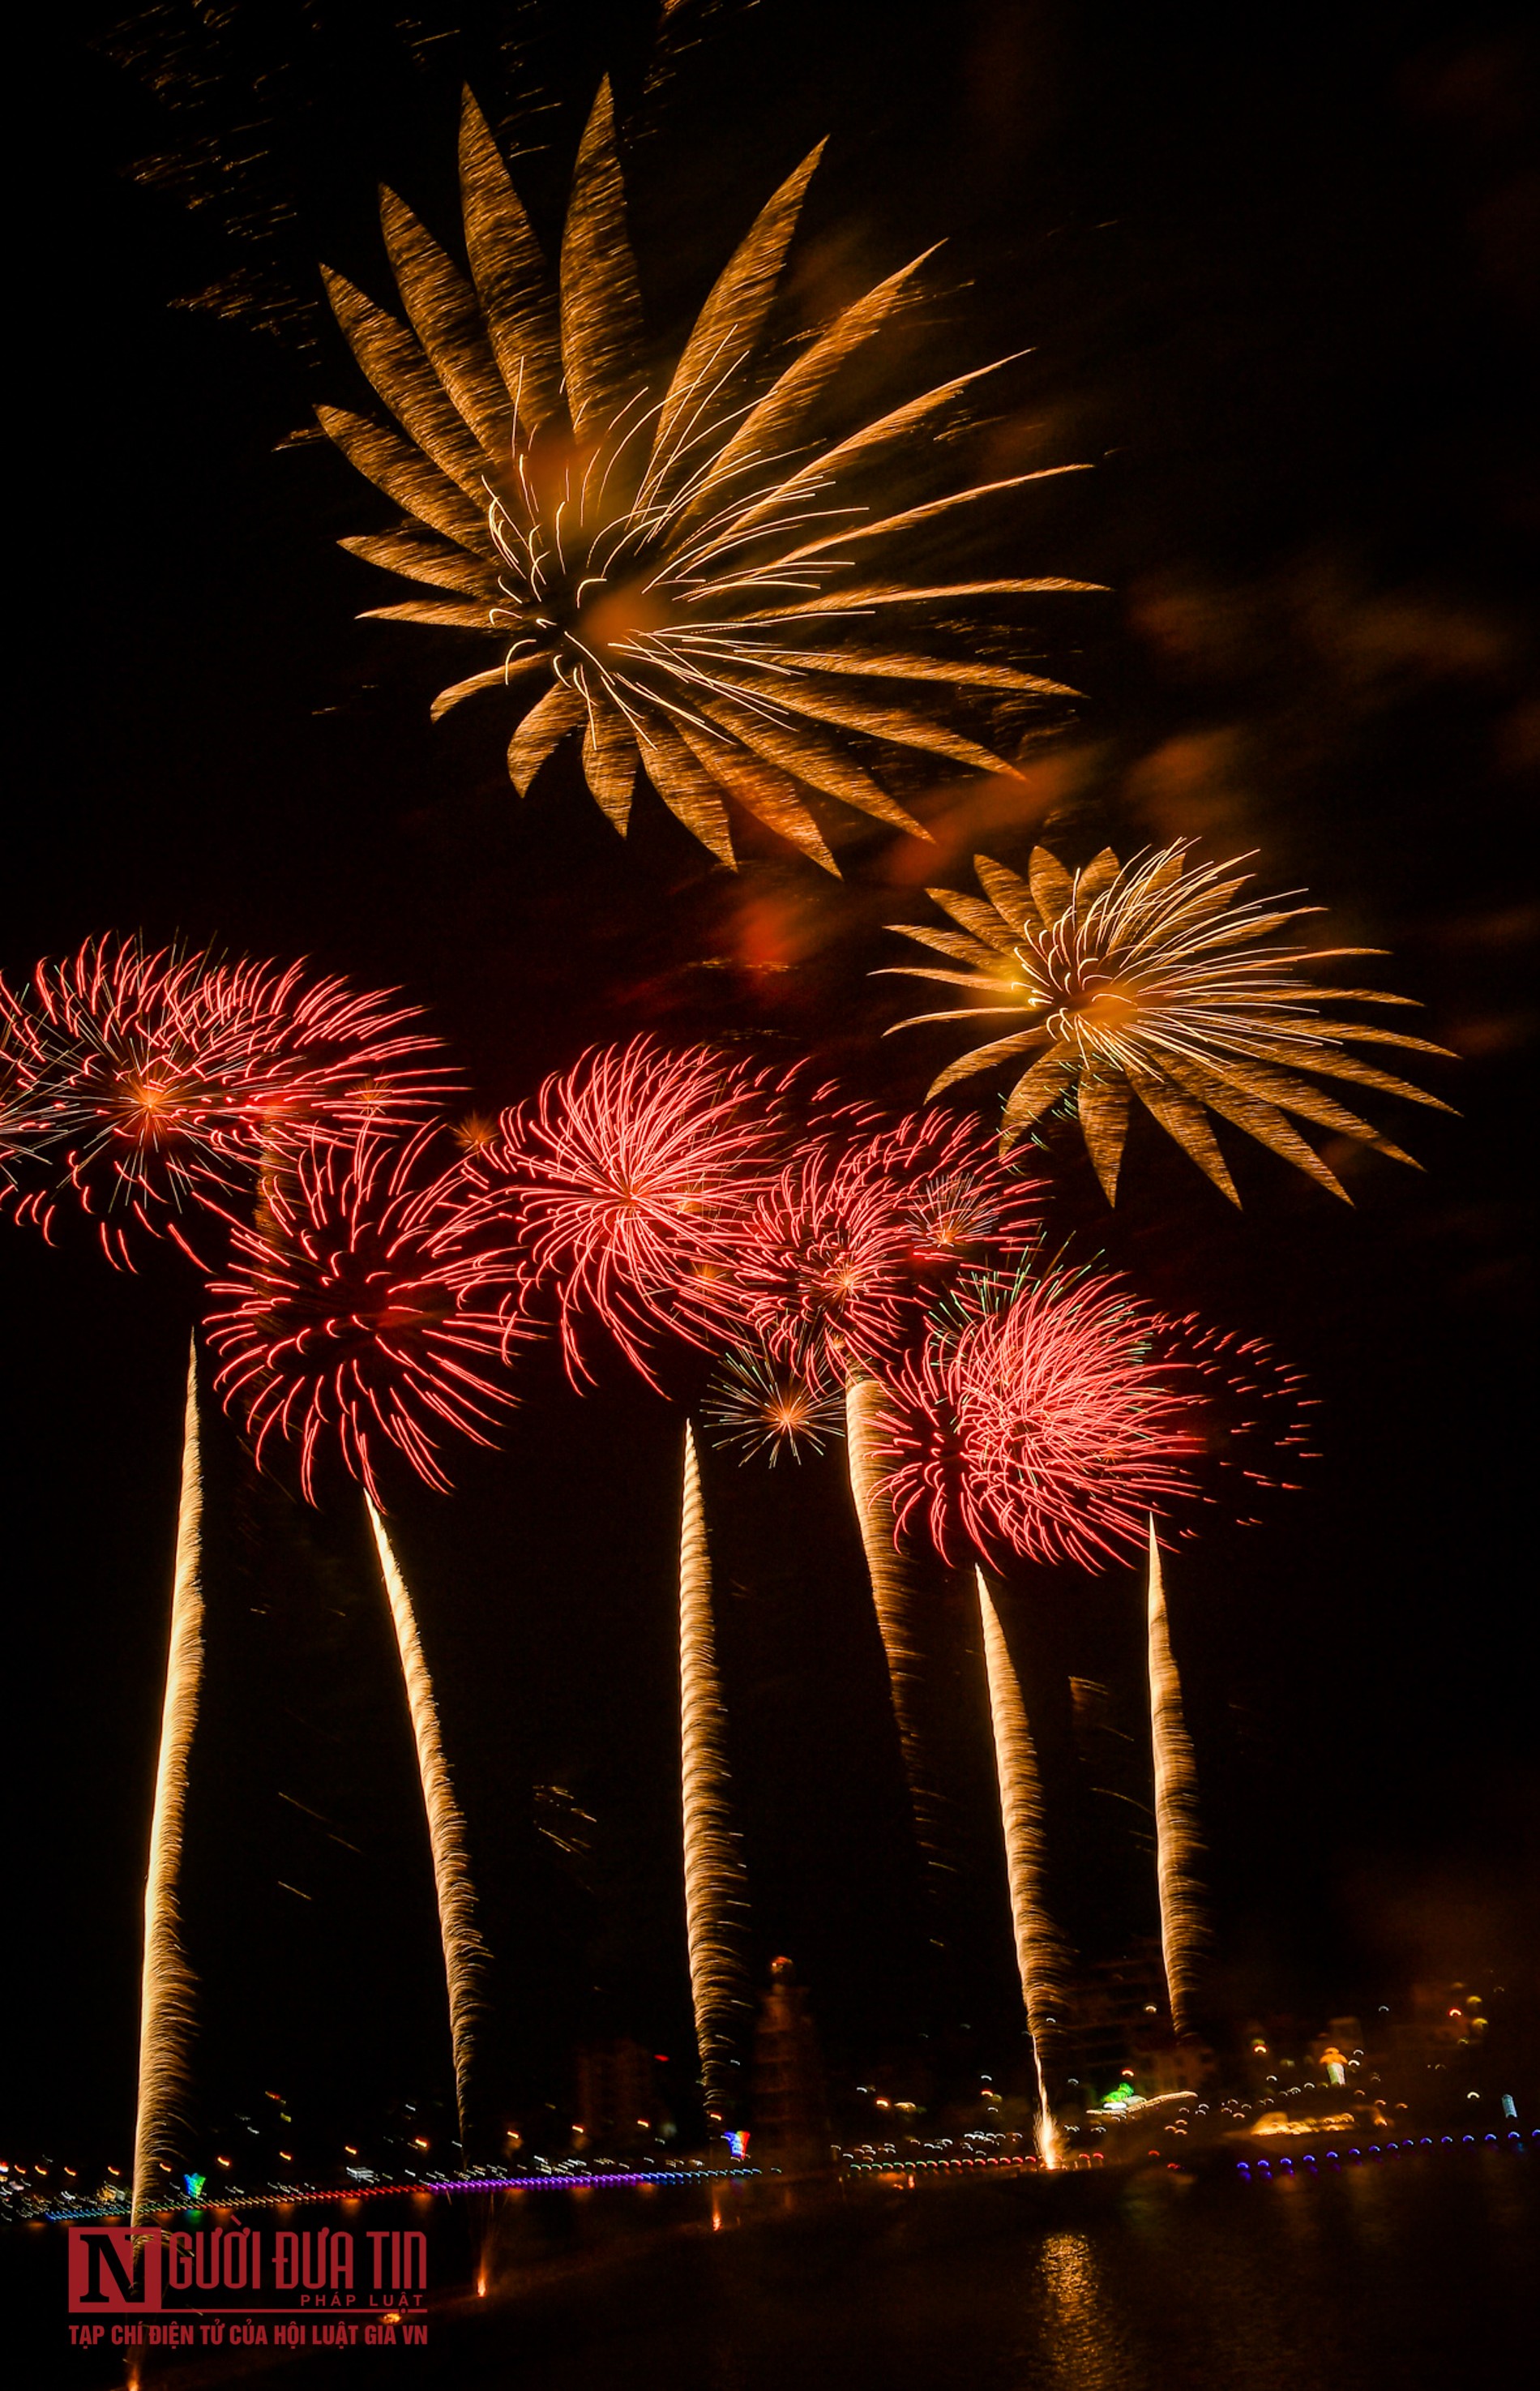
[887,842,1452,1203]
[132,1342,205,2226]
[977,1571,1067,2169]
[679,1425,750,2123]
[1251,2113,1354,2137]
[1147,1523,1206,2040]
[369,1504,488,2145]
[846,1375,945,1868]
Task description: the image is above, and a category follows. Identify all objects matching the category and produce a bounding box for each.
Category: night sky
[5,0,1534,2175]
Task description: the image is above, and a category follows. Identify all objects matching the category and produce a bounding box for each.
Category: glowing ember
[732,1109,1039,1379]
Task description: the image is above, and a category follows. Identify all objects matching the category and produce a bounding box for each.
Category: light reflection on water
[1034,2230,1136,2391]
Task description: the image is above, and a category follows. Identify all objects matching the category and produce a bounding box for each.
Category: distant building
[1386,1983,1490,2098]
[751,1958,830,2170]
[573,2038,659,2155]
[1056,1940,1168,2100]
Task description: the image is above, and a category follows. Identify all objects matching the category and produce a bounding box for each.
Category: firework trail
[319,88,1094,871]
[731,1109,1037,1868]
[678,1424,750,2125]
[1145,1519,1207,2038]
[882,841,1454,1198]
[367,1502,488,2140]
[845,1372,947,1871]
[975,1570,1067,2168]
[132,1341,205,2225]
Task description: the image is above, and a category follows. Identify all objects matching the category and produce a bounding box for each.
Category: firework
[319,88,1096,870]
[703,1342,845,1464]
[205,955,457,1142]
[678,1424,750,2123]
[0,968,61,1203]
[881,842,1455,1199]
[845,1371,946,1868]
[206,1126,525,1503]
[880,1272,1205,1570]
[731,1111,1036,1862]
[132,1342,205,2225]
[734,1108,1038,1375]
[1145,1520,1206,2038]
[976,1572,1067,2167]
[732,1126,922,1376]
[367,1502,488,2137]
[1,939,454,1265]
[474,1038,783,1389]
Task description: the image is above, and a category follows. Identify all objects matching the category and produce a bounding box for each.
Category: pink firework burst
[865,1109,1045,1275]
[0,967,62,1210]
[470,1038,787,1390]
[208,957,459,1146]
[205,1126,528,1502]
[879,1271,1210,1569]
[1,939,455,1266]
[733,1125,918,1377]
[733,1108,1041,1377]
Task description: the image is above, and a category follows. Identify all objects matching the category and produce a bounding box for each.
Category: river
[14,2140,1534,2389]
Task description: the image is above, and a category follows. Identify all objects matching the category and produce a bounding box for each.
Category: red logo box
[68,2228,165,2313]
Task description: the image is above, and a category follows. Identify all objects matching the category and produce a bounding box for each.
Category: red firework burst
[879,1272,1209,1569]
[732,1125,916,1377]
[205,1126,528,1502]
[1,940,455,1265]
[733,1109,1041,1377]
[0,968,61,1206]
[212,955,459,1141]
[470,1038,786,1389]
[865,1109,1045,1273]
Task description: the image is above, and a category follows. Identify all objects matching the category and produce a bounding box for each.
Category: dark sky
[4,0,1534,2175]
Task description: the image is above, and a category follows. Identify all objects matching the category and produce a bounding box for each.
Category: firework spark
[474,1038,783,1389]
[132,1341,205,2225]
[0,940,453,1264]
[319,87,1095,871]
[733,1108,1039,1375]
[678,1424,750,2123]
[882,842,1455,1199]
[976,1572,1067,2167]
[845,1369,947,1868]
[0,968,60,1202]
[703,1342,845,1464]
[733,1125,923,1376]
[206,1126,525,1502]
[880,1272,1206,1570]
[731,1111,1035,1862]
[368,1502,488,2137]
[1145,1519,1206,2038]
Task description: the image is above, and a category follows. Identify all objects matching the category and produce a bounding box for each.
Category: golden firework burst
[879,841,1456,1202]
[317,85,1097,872]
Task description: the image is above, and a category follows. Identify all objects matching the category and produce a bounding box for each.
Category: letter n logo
[69,2228,164,2312]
